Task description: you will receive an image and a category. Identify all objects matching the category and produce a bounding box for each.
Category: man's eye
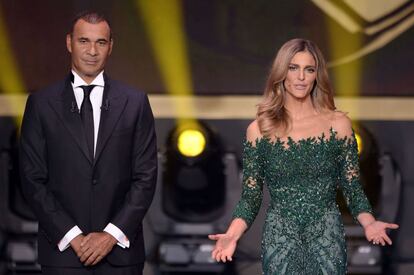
[98,41,107,46]
[79,39,87,44]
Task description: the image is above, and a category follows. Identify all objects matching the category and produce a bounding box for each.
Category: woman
[208,38,399,274]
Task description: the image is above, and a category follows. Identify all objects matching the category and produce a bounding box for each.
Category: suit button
[92,179,98,185]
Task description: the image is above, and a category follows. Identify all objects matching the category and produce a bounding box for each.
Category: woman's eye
[288,66,297,71]
[306,68,315,73]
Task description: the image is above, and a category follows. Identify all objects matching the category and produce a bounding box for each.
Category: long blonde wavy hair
[257,38,335,137]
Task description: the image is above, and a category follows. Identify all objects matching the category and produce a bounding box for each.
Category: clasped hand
[70,232,117,266]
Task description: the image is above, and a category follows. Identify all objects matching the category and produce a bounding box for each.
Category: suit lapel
[48,76,93,164]
[94,76,128,165]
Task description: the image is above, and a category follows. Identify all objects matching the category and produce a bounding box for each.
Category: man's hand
[79,232,117,266]
[70,234,85,258]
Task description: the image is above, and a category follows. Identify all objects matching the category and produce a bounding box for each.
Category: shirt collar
[71,70,105,88]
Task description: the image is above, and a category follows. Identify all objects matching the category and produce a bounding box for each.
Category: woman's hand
[364,220,399,246]
[208,233,237,263]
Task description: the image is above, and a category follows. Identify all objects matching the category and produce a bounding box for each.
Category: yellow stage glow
[177,129,206,157]
[136,0,196,125]
[0,5,26,126]
[355,132,363,154]
[317,0,363,118]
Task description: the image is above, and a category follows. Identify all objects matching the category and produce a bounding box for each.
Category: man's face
[66,19,113,83]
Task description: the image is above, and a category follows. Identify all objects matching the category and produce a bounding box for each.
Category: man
[19,11,157,274]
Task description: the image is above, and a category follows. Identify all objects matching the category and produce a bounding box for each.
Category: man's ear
[66,34,72,53]
[108,39,114,56]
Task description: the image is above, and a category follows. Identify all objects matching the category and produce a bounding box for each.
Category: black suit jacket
[19,75,157,267]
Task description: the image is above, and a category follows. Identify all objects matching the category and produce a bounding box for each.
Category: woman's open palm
[365,220,399,246]
[208,233,237,263]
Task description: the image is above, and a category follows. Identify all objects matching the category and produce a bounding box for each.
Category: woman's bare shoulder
[246,120,264,144]
[329,111,353,138]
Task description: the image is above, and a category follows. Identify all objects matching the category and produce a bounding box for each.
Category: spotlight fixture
[162,121,225,223]
[177,129,206,157]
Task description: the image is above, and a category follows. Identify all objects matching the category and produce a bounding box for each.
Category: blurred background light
[177,129,206,157]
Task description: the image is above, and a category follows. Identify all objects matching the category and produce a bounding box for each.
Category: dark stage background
[0,1,414,274]
[1,0,414,96]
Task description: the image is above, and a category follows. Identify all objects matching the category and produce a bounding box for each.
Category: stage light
[146,121,240,274]
[135,0,196,123]
[0,5,27,127]
[355,132,363,155]
[163,121,225,223]
[177,129,206,157]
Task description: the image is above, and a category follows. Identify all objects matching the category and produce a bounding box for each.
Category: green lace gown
[233,129,372,275]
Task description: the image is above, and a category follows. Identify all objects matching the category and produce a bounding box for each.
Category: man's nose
[88,43,97,56]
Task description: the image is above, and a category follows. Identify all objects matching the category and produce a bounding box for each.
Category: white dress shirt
[57,70,130,251]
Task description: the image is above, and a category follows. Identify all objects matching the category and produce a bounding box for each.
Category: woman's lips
[294,84,307,90]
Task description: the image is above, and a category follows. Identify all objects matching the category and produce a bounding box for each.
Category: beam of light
[326,27,362,106]
[321,0,363,118]
[0,4,26,126]
[135,0,197,128]
[312,0,361,33]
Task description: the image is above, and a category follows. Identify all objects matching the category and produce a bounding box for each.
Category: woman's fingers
[209,233,236,262]
[213,247,223,262]
[383,234,392,245]
[212,249,232,263]
[386,223,399,229]
[221,253,227,263]
[208,234,219,240]
[215,251,222,262]
[211,249,218,259]
[370,233,393,246]
[210,234,221,260]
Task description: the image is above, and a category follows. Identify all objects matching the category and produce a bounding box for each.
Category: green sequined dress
[233,129,372,275]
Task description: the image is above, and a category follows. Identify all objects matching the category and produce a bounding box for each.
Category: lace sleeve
[232,139,264,228]
[338,133,373,220]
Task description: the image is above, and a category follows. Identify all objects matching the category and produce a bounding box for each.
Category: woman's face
[284,51,317,100]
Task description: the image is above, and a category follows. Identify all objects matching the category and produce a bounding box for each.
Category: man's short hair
[70,11,112,39]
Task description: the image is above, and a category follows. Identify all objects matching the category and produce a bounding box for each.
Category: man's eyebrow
[76,37,109,42]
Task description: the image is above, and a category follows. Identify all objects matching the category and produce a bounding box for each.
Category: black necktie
[80,85,95,160]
